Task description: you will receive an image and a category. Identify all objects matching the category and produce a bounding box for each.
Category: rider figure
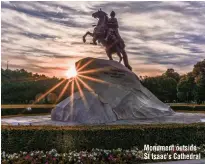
[105,11,124,46]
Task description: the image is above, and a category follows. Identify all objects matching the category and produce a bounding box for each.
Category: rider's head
[110,11,115,18]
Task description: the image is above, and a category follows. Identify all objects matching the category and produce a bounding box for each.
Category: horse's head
[92,9,107,19]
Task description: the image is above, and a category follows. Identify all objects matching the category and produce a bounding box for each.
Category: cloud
[1,1,205,77]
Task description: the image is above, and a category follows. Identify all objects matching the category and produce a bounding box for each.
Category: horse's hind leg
[91,37,97,45]
[116,47,122,63]
[106,49,113,60]
[122,49,132,71]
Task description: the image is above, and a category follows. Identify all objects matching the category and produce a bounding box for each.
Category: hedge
[1,108,52,116]
[2,123,205,153]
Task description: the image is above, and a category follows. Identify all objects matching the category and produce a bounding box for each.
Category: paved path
[1,113,205,126]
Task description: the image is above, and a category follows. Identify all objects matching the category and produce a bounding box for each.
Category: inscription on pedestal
[104,69,126,78]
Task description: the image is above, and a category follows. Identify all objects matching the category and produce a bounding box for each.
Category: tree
[192,59,205,104]
[194,72,205,104]
[163,68,180,82]
[142,76,177,102]
[177,72,195,102]
[1,68,62,104]
[192,59,205,77]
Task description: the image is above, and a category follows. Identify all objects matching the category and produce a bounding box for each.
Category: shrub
[2,123,205,153]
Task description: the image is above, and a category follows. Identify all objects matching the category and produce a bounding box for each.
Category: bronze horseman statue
[83,9,132,71]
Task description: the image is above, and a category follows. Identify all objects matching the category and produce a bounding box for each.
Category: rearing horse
[82,9,132,71]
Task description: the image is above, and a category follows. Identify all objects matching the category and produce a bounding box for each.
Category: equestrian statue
[82,9,132,71]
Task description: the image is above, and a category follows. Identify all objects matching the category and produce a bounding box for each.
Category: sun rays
[2,59,113,111]
[78,67,110,75]
[76,76,95,93]
[29,59,112,112]
[78,74,109,84]
[75,78,89,110]
[33,79,67,104]
[56,79,72,103]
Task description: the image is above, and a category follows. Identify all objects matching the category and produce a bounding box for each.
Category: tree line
[1,69,64,104]
[141,59,205,104]
[1,59,205,104]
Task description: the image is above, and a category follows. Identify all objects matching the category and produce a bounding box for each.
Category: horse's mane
[95,10,108,26]
[101,11,108,24]
[104,14,108,24]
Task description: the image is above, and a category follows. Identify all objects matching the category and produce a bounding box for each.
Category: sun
[66,65,78,78]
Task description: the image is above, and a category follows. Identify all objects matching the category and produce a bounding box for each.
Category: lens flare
[8,59,113,114]
[33,79,67,104]
[75,78,89,109]
[78,74,109,84]
[56,79,71,103]
[66,66,78,78]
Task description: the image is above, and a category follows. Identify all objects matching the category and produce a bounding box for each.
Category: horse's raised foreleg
[83,31,93,43]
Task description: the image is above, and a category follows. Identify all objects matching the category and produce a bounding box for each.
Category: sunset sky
[1,1,205,78]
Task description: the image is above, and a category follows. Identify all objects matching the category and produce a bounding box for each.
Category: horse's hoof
[90,42,97,45]
[126,65,132,71]
[83,38,86,43]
